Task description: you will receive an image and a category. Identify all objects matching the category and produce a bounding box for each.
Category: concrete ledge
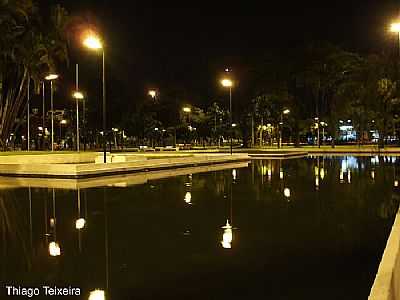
[0,154,250,179]
[0,161,249,190]
[369,208,400,300]
[0,152,102,164]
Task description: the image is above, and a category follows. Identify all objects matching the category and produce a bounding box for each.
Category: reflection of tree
[0,190,32,274]
[379,193,400,220]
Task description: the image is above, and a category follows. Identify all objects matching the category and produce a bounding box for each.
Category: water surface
[1,156,399,299]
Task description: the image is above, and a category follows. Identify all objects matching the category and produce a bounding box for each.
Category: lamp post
[182,106,191,123]
[320,121,327,145]
[59,119,67,143]
[314,117,320,148]
[279,109,290,148]
[45,74,59,152]
[73,91,84,152]
[27,78,30,151]
[42,81,46,150]
[83,33,106,163]
[221,77,233,155]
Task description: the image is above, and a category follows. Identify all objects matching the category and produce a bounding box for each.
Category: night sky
[40,0,400,127]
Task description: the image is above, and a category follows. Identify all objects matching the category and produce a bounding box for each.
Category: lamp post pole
[42,82,45,150]
[51,80,54,152]
[27,78,30,151]
[102,49,106,163]
[229,86,233,155]
[76,64,80,152]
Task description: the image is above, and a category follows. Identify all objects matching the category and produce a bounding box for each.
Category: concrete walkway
[369,208,400,300]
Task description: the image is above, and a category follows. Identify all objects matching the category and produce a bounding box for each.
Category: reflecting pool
[1,156,399,299]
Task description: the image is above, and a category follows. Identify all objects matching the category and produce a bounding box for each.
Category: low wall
[0,152,101,164]
[369,208,400,300]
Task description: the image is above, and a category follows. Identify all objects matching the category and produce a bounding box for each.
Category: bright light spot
[371,170,375,180]
[45,74,58,81]
[262,125,267,130]
[315,176,319,187]
[231,123,237,128]
[395,180,399,187]
[154,127,159,131]
[340,170,344,182]
[49,241,61,256]
[75,218,86,230]
[73,91,84,99]
[391,22,400,32]
[262,165,267,176]
[83,35,103,49]
[283,109,290,114]
[232,169,237,180]
[60,119,67,125]
[49,218,55,228]
[267,168,272,177]
[221,220,233,249]
[314,166,319,176]
[221,78,233,87]
[183,107,191,113]
[38,126,43,131]
[284,188,291,198]
[184,191,192,204]
[320,168,325,180]
[148,90,156,98]
[89,289,105,300]
[279,169,284,180]
[347,169,351,183]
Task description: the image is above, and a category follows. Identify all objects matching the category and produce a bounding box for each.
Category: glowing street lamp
[83,32,107,163]
[279,108,290,148]
[182,107,191,113]
[75,218,86,230]
[220,74,234,155]
[73,91,84,152]
[148,90,157,99]
[45,74,58,151]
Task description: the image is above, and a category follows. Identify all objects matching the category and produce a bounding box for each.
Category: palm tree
[0,1,69,150]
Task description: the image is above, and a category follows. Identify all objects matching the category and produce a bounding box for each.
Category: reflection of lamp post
[83,33,106,163]
[89,290,106,300]
[45,74,59,151]
[221,77,234,155]
[221,220,233,249]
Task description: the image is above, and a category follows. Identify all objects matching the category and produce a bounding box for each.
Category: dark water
[1,156,399,300]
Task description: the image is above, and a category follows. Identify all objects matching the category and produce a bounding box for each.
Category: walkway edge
[369,208,400,300]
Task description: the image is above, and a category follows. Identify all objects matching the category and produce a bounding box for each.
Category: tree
[0,1,69,149]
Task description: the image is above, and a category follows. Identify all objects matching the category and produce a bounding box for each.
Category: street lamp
[220,76,234,155]
[314,117,320,148]
[73,91,84,152]
[45,73,58,151]
[83,32,106,163]
[320,121,328,144]
[279,109,290,148]
[148,90,157,99]
[182,106,191,125]
[59,119,67,143]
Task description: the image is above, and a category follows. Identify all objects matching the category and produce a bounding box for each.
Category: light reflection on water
[0,156,399,300]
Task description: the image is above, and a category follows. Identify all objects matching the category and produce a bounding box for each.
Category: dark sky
[41,0,400,126]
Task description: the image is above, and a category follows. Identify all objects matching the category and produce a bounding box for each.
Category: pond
[0,156,399,300]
